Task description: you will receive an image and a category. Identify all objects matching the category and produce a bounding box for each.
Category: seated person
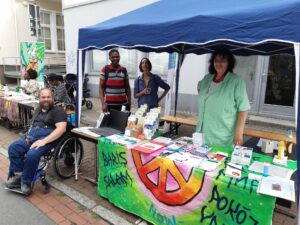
[20,69,40,98]
[5,88,67,195]
[47,73,71,105]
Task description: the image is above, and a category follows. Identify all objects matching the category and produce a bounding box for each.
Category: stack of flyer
[231,146,253,165]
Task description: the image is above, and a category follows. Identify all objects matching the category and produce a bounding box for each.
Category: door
[259,55,295,119]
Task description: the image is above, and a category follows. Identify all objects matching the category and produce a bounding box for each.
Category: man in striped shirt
[99,49,131,112]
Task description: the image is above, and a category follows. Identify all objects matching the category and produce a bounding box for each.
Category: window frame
[39,9,65,53]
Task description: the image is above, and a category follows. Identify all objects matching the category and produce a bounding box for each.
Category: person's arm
[99,78,107,112]
[233,110,248,146]
[158,89,169,102]
[156,76,170,102]
[30,122,67,149]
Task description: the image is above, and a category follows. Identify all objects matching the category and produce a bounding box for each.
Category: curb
[0,148,146,225]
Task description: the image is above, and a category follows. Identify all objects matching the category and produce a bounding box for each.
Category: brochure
[133,141,166,154]
[225,163,242,179]
[249,161,294,179]
[231,146,253,165]
[166,152,204,168]
[258,176,295,202]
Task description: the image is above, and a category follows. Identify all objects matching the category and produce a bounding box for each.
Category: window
[91,49,138,75]
[119,49,137,75]
[148,52,169,76]
[56,14,65,51]
[29,4,41,37]
[40,11,51,50]
[92,50,108,72]
[40,10,65,52]
[91,49,170,77]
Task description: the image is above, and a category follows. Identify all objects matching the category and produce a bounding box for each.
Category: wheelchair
[6,111,84,195]
[52,124,84,179]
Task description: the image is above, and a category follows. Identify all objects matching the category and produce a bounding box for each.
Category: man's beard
[40,101,54,110]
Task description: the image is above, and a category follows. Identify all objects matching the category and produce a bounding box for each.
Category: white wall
[0,0,64,66]
[0,1,18,64]
[63,0,158,73]
[179,54,209,95]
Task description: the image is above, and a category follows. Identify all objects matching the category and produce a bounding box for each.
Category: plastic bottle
[263,162,269,177]
[285,128,293,156]
[277,141,286,160]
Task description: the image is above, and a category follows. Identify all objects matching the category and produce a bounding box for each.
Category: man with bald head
[5,88,67,195]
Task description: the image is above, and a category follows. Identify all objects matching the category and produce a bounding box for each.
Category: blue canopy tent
[77,0,300,197]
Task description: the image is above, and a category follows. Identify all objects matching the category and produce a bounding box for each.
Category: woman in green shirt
[196,49,250,147]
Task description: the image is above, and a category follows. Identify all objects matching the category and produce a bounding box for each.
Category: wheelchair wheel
[53,134,84,179]
[86,100,93,110]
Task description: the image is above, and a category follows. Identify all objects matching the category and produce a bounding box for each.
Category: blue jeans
[8,127,58,184]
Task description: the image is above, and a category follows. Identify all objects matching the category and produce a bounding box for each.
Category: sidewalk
[0,153,109,225]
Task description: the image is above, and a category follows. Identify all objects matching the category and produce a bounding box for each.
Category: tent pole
[76,49,84,128]
[294,44,300,213]
[174,53,185,116]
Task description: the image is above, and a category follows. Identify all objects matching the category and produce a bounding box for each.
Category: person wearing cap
[20,68,40,98]
[47,73,70,105]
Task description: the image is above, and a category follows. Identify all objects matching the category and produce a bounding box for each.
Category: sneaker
[5,175,21,189]
[21,183,32,196]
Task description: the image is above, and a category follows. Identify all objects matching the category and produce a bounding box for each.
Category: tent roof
[78,0,300,55]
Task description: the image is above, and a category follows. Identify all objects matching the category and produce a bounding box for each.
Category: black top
[32,106,67,129]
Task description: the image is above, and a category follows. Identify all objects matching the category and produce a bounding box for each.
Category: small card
[225,163,242,179]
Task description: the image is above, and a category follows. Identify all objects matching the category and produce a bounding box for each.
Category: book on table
[133,141,166,154]
[225,163,242,179]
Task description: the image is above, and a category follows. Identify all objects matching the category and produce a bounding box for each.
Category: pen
[227,163,243,172]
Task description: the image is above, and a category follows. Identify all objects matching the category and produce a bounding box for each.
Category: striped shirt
[50,82,71,104]
[100,64,128,105]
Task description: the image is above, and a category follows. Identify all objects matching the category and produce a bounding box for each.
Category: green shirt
[196,72,250,147]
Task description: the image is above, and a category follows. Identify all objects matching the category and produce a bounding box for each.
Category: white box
[261,139,274,153]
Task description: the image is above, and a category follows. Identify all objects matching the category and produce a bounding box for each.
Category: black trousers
[107,103,131,112]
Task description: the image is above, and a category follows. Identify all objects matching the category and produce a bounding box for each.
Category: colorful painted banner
[98,139,296,225]
[20,42,45,83]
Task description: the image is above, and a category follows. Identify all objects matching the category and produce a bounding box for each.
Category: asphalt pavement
[0,181,55,225]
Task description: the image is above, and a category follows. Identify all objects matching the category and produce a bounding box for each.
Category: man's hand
[102,102,108,112]
[30,139,47,150]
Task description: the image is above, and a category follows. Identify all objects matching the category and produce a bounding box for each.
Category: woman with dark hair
[196,49,250,147]
[134,57,170,109]
[20,68,40,98]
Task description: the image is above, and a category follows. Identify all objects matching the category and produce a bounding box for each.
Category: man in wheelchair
[5,88,67,195]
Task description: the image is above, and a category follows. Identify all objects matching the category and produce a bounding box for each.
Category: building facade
[0,0,65,85]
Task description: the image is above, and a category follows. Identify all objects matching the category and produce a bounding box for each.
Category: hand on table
[233,131,243,146]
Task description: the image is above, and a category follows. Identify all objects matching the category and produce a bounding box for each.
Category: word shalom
[149,203,178,225]
[102,151,127,167]
[200,185,259,225]
[104,169,132,189]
